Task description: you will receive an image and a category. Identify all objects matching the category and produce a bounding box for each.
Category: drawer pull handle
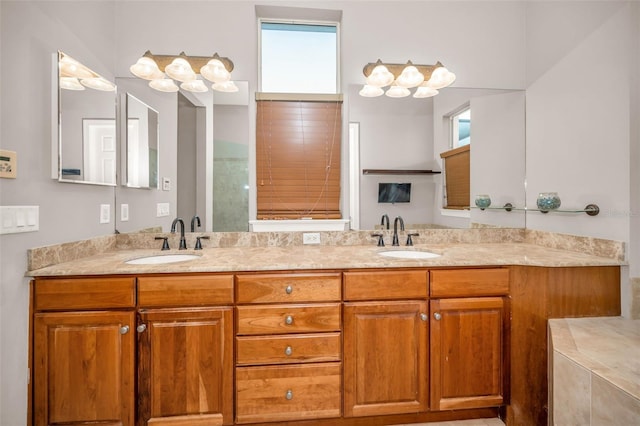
[420,313,428,322]
[433,312,442,321]
[136,324,147,333]
[285,285,293,294]
[119,325,130,335]
[284,346,293,356]
[285,390,293,400]
[285,315,294,325]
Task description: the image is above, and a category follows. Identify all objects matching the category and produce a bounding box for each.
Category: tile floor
[398,419,505,426]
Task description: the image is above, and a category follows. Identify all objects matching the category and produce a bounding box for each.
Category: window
[256,97,342,219]
[259,21,339,94]
[441,105,471,209]
[256,15,342,220]
[451,106,471,148]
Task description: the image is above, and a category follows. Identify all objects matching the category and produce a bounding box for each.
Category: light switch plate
[100,204,110,224]
[120,204,129,222]
[0,206,39,234]
[162,177,171,191]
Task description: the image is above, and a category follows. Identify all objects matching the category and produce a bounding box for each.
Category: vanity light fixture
[58,52,116,92]
[129,51,235,93]
[360,59,456,98]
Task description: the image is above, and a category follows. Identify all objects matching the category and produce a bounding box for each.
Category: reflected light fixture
[59,52,115,92]
[360,60,455,98]
[129,51,235,93]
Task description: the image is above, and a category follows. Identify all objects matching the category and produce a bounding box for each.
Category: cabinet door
[343,301,428,417]
[33,311,135,426]
[137,307,233,426]
[430,297,506,410]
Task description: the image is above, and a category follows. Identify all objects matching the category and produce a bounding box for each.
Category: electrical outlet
[120,204,129,222]
[100,204,110,224]
[156,203,170,217]
[303,232,321,245]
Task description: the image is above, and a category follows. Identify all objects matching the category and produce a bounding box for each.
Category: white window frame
[258,18,341,94]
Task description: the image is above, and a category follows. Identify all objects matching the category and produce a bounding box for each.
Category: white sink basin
[378,250,441,260]
[125,254,201,265]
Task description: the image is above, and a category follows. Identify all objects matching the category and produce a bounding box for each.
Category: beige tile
[592,374,640,425]
[552,351,591,425]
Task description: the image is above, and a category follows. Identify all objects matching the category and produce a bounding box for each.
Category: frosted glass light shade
[59,55,94,79]
[413,85,439,98]
[165,57,196,82]
[385,85,410,98]
[426,66,456,89]
[60,77,85,90]
[396,65,424,88]
[201,58,231,83]
[359,84,384,97]
[129,57,164,80]
[149,78,179,92]
[80,77,116,91]
[181,79,208,93]
[366,64,395,87]
[212,81,239,92]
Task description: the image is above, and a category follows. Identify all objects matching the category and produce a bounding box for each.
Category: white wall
[525,3,630,242]
[0,2,117,425]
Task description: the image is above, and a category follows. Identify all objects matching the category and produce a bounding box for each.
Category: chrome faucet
[191,215,201,232]
[392,216,404,246]
[171,218,187,250]
[380,214,390,230]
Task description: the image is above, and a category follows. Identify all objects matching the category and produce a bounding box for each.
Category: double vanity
[27,231,623,426]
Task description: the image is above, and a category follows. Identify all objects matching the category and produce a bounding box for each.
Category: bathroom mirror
[123,93,159,189]
[349,85,526,230]
[54,51,117,185]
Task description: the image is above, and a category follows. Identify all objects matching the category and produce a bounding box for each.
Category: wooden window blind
[256,99,342,219]
[439,144,470,209]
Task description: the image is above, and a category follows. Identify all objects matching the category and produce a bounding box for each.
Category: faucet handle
[195,235,210,250]
[154,237,170,251]
[371,233,385,247]
[406,233,419,246]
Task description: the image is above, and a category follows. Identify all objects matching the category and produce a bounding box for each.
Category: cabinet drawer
[343,270,428,301]
[430,268,509,297]
[236,272,341,303]
[34,277,135,311]
[236,332,341,365]
[236,363,341,423]
[137,274,233,307]
[236,303,341,335]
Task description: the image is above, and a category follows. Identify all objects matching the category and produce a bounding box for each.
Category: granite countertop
[26,242,624,277]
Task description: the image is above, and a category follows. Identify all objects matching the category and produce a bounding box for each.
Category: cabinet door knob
[285,285,293,294]
[285,390,293,400]
[136,324,147,333]
[119,325,130,335]
[284,346,293,356]
[420,313,428,321]
[433,312,442,321]
[285,315,294,325]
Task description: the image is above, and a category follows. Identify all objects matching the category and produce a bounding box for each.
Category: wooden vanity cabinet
[32,277,136,426]
[136,275,234,426]
[234,272,342,424]
[429,268,509,411]
[343,270,429,417]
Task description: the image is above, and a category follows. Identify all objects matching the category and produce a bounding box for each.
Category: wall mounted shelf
[362,169,441,175]
[473,203,600,216]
